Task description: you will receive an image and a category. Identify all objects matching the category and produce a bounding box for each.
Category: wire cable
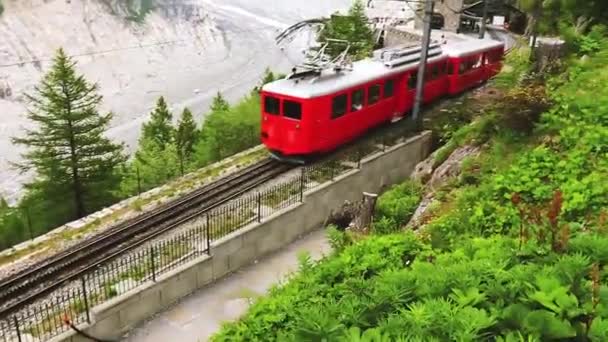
[0,24,284,69]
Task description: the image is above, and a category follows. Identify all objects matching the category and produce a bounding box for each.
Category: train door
[281,98,305,154]
[309,97,332,154]
[446,58,461,95]
[394,73,410,118]
[383,78,399,122]
[327,92,351,151]
[261,93,284,151]
[349,87,368,137]
[405,71,417,112]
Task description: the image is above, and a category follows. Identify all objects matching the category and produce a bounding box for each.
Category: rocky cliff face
[0,0,351,203]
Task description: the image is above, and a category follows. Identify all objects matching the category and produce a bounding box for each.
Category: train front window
[332,94,348,119]
[351,89,365,112]
[384,79,395,98]
[264,96,280,115]
[283,100,302,120]
[368,84,381,104]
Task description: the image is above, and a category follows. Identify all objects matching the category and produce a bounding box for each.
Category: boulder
[411,151,436,185]
[429,145,480,189]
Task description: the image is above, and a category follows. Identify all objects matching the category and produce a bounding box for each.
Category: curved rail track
[0,158,292,316]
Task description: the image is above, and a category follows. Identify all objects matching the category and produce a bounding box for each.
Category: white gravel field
[0,0,352,203]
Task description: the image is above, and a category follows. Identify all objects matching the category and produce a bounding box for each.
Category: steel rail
[0,158,292,315]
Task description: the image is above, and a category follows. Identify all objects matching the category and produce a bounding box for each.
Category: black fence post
[150,246,157,282]
[257,193,262,223]
[206,214,211,254]
[81,276,91,323]
[330,162,335,181]
[357,148,362,169]
[13,316,22,342]
[382,134,387,152]
[299,168,305,202]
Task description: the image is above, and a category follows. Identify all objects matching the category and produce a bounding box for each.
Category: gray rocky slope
[0,0,350,203]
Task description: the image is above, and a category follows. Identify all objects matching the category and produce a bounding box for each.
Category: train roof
[263,37,504,99]
[441,38,504,57]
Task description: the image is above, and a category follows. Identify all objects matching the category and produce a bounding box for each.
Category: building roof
[263,37,504,99]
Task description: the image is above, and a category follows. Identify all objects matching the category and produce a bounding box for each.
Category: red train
[260,37,504,162]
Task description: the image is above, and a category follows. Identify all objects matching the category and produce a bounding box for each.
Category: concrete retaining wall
[50,131,432,342]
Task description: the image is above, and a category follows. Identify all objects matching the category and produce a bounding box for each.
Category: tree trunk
[353,192,378,231]
[67,118,86,219]
[575,16,592,35]
[62,84,86,219]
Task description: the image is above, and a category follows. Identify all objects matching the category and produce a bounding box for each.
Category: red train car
[443,39,505,94]
[261,37,504,162]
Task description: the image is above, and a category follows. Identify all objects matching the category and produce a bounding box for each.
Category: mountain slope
[0,0,351,203]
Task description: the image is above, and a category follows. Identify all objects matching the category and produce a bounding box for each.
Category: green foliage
[142,96,174,149]
[119,96,179,196]
[175,107,197,175]
[11,49,126,221]
[213,43,608,342]
[0,1,4,16]
[193,93,260,166]
[374,181,422,234]
[2,61,280,249]
[119,139,180,196]
[212,233,422,341]
[124,0,155,22]
[494,47,532,90]
[317,0,374,60]
[326,225,355,253]
[0,203,27,250]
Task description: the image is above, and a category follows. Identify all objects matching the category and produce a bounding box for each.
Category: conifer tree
[261,68,276,86]
[176,107,197,175]
[252,68,278,96]
[210,92,230,113]
[142,96,174,149]
[317,0,374,59]
[12,49,126,219]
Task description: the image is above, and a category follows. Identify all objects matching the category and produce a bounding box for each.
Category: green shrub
[373,181,422,233]
[213,44,608,341]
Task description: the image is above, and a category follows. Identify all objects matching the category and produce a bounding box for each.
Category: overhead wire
[0,24,285,69]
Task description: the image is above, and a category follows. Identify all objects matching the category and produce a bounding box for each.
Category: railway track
[0,158,292,316]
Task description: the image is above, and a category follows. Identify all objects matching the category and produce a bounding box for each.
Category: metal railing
[0,119,419,342]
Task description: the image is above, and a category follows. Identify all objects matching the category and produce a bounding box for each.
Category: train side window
[283,100,302,120]
[448,62,455,75]
[473,56,483,69]
[368,84,381,104]
[432,65,440,79]
[332,94,348,119]
[351,89,365,112]
[384,79,395,98]
[408,73,417,89]
[264,96,280,115]
[459,61,468,74]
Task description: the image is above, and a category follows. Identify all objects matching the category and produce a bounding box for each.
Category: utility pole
[411,0,435,129]
[479,0,489,39]
[529,0,541,62]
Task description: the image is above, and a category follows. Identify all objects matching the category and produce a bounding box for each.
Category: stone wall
[384,27,422,47]
[414,0,463,32]
[50,131,432,342]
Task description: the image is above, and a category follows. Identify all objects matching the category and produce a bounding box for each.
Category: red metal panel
[263,44,505,158]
